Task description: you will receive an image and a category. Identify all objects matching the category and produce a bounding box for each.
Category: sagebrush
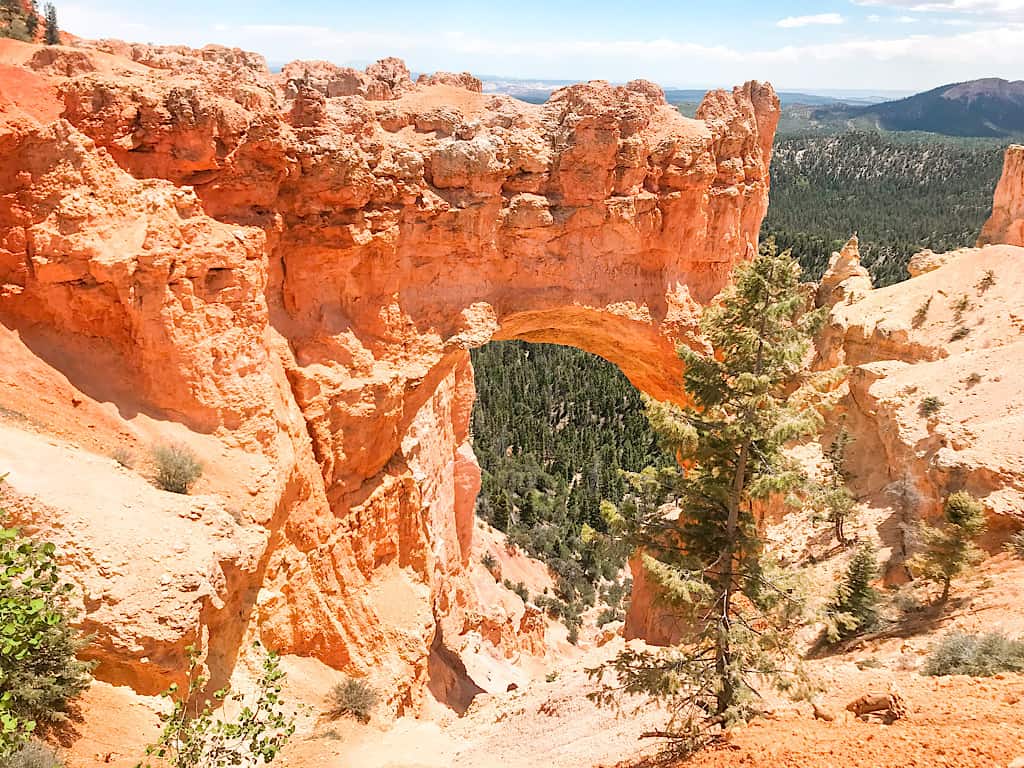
[328,678,380,723]
[5,741,64,768]
[923,632,1024,677]
[152,444,203,494]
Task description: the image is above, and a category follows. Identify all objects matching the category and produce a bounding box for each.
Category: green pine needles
[824,543,880,642]
[910,490,986,603]
[590,241,826,753]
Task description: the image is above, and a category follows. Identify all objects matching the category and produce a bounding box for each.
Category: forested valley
[470,126,1012,630]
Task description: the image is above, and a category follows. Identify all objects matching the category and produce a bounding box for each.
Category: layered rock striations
[0,37,779,706]
[979,144,1024,247]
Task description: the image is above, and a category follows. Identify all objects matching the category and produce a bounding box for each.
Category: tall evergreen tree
[42,1,56,44]
[591,241,825,752]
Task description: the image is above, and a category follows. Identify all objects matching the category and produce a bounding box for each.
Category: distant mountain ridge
[818,78,1024,137]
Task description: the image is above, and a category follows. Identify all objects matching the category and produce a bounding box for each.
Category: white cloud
[867,13,884,20]
[854,0,1024,20]
[777,12,846,28]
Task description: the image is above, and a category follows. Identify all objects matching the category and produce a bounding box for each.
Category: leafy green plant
[923,632,1024,677]
[824,543,880,642]
[327,678,379,723]
[910,491,986,602]
[480,552,497,574]
[140,644,295,768]
[152,444,203,494]
[0,506,93,758]
[919,396,944,417]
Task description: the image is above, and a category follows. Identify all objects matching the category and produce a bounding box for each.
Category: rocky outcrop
[816,235,872,307]
[978,144,1024,247]
[0,37,779,708]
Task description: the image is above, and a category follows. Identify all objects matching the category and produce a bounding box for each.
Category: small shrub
[545,671,559,683]
[6,741,63,768]
[152,444,202,494]
[952,294,971,323]
[976,269,996,294]
[963,372,982,388]
[480,552,497,573]
[111,447,134,468]
[912,296,932,328]
[596,607,623,627]
[502,579,529,602]
[919,396,944,417]
[949,326,970,342]
[328,678,380,723]
[923,632,1024,677]
[1005,530,1024,559]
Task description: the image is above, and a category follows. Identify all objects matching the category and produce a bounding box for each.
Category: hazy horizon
[57,0,1024,92]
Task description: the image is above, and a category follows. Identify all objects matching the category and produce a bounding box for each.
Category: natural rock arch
[0,41,778,707]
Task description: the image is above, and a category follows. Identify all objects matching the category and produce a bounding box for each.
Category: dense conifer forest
[471,128,1009,607]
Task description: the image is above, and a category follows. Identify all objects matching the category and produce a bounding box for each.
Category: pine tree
[591,240,826,752]
[817,427,856,545]
[911,490,986,602]
[24,0,37,37]
[42,1,56,44]
[825,542,879,641]
[492,489,511,532]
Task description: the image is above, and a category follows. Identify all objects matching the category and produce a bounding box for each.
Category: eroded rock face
[979,144,1024,248]
[0,38,778,707]
[816,235,872,307]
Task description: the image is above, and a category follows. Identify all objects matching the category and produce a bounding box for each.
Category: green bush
[152,444,202,494]
[328,678,380,723]
[1005,530,1024,559]
[6,741,63,768]
[0,515,93,758]
[911,490,986,602]
[824,543,880,642]
[919,396,944,417]
[923,632,1024,677]
[140,644,295,768]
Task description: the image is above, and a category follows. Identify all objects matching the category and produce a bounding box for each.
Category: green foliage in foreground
[923,632,1024,677]
[139,644,296,768]
[589,242,824,751]
[0,507,92,758]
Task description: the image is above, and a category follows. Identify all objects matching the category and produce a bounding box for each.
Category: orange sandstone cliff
[0,38,779,708]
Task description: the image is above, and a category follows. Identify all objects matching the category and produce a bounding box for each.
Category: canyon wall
[979,144,1024,248]
[0,38,779,706]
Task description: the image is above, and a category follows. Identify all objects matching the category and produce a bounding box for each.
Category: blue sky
[60,0,1024,90]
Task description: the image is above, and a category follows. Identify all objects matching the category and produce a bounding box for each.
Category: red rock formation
[0,37,779,707]
[979,144,1024,247]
